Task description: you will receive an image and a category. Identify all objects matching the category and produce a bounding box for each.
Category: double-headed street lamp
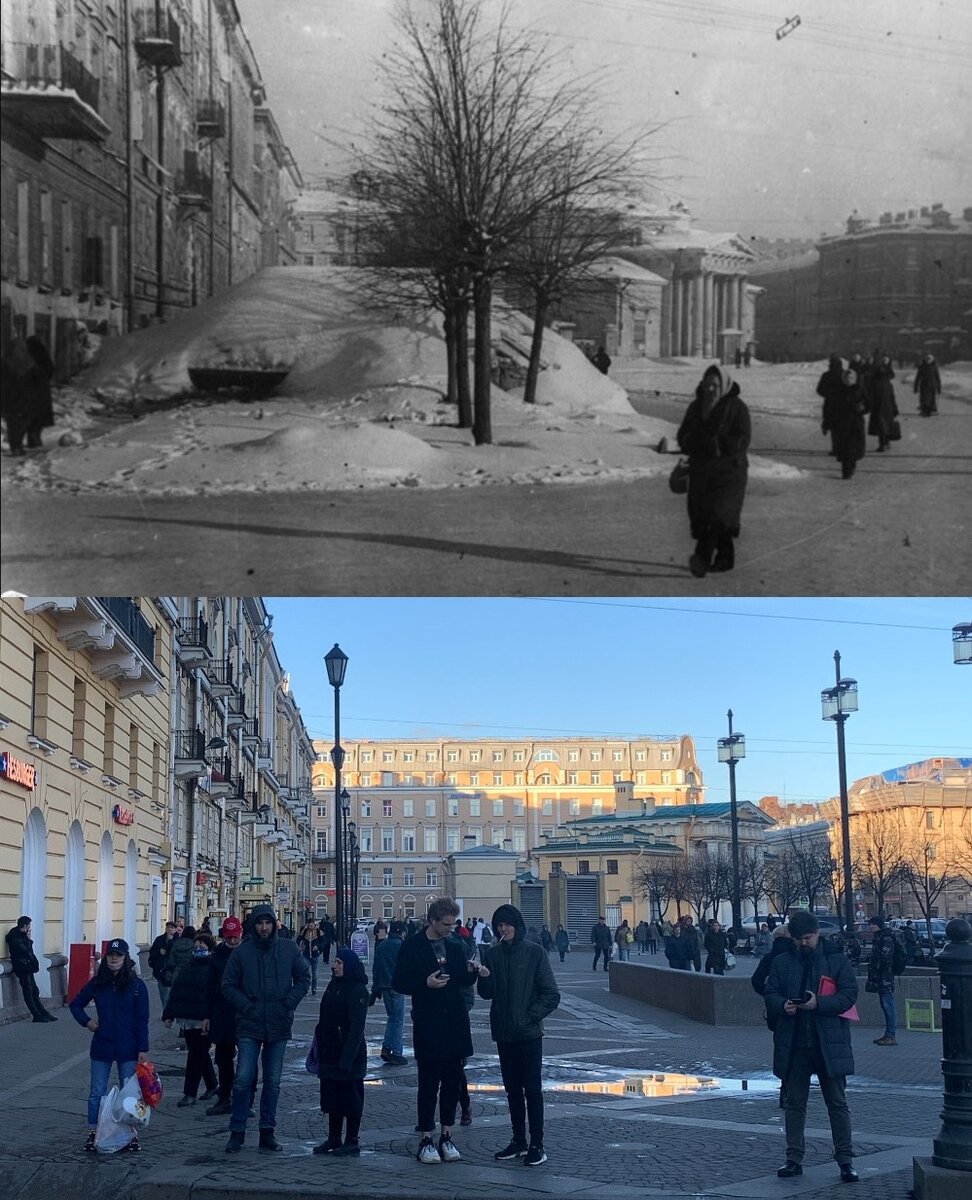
[324,643,348,947]
[716,710,746,934]
[821,650,859,935]
[952,622,972,665]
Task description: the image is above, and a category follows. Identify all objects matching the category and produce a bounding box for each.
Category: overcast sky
[264,597,972,810]
[236,0,971,240]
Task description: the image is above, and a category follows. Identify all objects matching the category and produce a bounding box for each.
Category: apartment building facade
[0,595,314,1014]
[0,0,302,378]
[308,734,704,924]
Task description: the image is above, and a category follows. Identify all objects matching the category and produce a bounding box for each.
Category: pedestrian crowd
[8,901,922,1181]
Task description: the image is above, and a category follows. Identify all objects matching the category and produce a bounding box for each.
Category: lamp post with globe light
[820,651,858,936]
[717,710,746,935]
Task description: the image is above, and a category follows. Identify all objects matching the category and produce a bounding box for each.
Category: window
[402,774,416,785]
[514,773,524,785]
[381,828,394,852]
[536,773,552,785]
[636,772,646,784]
[492,751,503,762]
[636,750,646,762]
[425,774,435,787]
[382,751,393,763]
[513,828,526,852]
[316,870,327,887]
[493,798,504,815]
[568,799,580,815]
[567,771,578,785]
[613,772,623,783]
[541,798,552,815]
[359,827,374,852]
[469,796,480,816]
[382,899,394,918]
[661,772,671,784]
[360,800,371,817]
[493,773,503,786]
[491,828,505,847]
[39,189,52,285]
[403,868,415,886]
[612,749,623,762]
[403,798,414,817]
[317,804,327,818]
[469,773,479,786]
[316,831,328,854]
[61,199,74,289]
[425,868,438,886]
[381,772,394,786]
[469,750,481,762]
[551,860,562,874]
[71,676,86,757]
[568,750,579,762]
[360,774,371,786]
[592,798,603,815]
[925,811,937,829]
[513,750,524,762]
[447,750,459,762]
[104,702,117,777]
[592,772,603,784]
[578,860,590,874]
[536,749,557,761]
[361,751,373,762]
[402,828,415,852]
[446,774,457,787]
[513,798,524,816]
[360,900,373,918]
[661,749,673,762]
[17,181,30,279]
[591,751,601,762]
[403,751,414,762]
[425,797,436,816]
[607,859,619,874]
[424,827,438,852]
[383,867,394,886]
[360,868,372,887]
[446,828,460,851]
[447,797,459,816]
[30,647,50,740]
[382,800,393,816]
[466,827,482,846]
[425,751,436,762]
[403,900,416,918]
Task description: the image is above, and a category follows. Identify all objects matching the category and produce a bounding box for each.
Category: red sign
[112,804,135,826]
[1,751,36,790]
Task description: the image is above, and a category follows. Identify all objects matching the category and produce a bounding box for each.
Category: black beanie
[787,911,819,939]
[492,904,524,935]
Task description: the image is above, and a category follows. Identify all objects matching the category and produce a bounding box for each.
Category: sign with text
[1,751,37,790]
[112,804,135,826]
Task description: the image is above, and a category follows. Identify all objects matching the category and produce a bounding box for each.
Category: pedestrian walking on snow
[914,354,941,416]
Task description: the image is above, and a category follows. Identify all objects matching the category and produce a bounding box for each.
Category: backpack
[891,934,907,976]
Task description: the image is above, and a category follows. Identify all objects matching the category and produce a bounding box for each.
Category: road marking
[0,1049,90,1104]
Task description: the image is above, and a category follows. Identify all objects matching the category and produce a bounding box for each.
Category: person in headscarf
[867,354,898,451]
[913,353,941,417]
[821,361,868,480]
[676,363,752,577]
[312,947,370,1156]
[816,355,845,459]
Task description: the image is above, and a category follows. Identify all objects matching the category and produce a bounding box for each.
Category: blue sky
[264,597,971,808]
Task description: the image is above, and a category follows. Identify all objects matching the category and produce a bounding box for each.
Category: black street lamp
[821,650,859,935]
[324,643,348,947]
[341,792,353,941]
[716,709,746,934]
[952,622,972,665]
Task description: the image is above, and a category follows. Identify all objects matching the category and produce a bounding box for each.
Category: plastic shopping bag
[135,1059,163,1108]
[112,1073,151,1128]
[95,1087,133,1154]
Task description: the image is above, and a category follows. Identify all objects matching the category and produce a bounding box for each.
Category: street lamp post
[717,710,746,933]
[952,622,972,665]
[341,792,352,938]
[324,643,348,948]
[821,650,859,935]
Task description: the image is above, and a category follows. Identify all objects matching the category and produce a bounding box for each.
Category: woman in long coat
[827,368,868,479]
[816,356,845,458]
[676,364,751,577]
[867,355,898,451]
[1,338,42,455]
[313,947,370,1156]
[913,354,941,416]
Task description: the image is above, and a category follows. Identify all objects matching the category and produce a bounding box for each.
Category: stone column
[671,277,682,357]
[703,272,715,358]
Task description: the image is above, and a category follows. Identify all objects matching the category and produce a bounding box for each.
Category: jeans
[879,989,896,1038]
[14,968,46,1019]
[87,1058,135,1127]
[416,1055,463,1132]
[309,957,319,994]
[381,989,405,1056]
[156,981,170,1010]
[647,938,658,954]
[617,946,630,962]
[782,1045,853,1165]
[230,1037,287,1132]
[498,1038,545,1147]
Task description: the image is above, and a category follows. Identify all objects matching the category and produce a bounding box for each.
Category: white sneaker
[438,1135,461,1162]
[417,1136,441,1164]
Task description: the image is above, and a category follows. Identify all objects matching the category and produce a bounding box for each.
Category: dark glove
[369,991,379,1007]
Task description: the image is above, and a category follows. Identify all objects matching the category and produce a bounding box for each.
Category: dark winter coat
[555,928,570,952]
[764,942,857,1080]
[163,933,195,986]
[70,974,150,1063]
[392,929,475,1060]
[25,336,55,431]
[371,933,404,994]
[221,919,310,1043]
[914,358,941,413]
[162,954,215,1022]
[703,929,729,962]
[590,921,613,949]
[866,929,898,993]
[5,926,39,973]
[751,935,792,995]
[867,362,898,438]
[315,978,369,1080]
[477,913,560,1043]
[664,932,693,969]
[206,941,239,1044]
[677,381,751,539]
[148,932,176,982]
[0,340,46,427]
[819,362,867,465]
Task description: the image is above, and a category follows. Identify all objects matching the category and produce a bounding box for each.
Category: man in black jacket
[478,903,560,1167]
[764,910,859,1183]
[220,904,310,1153]
[148,920,178,1009]
[371,919,408,1065]
[590,916,613,971]
[5,916,54,1022]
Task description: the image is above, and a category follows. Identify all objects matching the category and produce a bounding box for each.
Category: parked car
[917,918,949,948]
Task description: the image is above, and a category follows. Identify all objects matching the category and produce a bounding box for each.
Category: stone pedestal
[913,1156,972,1200]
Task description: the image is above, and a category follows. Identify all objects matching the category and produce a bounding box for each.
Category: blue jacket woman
[69,937,149,1151]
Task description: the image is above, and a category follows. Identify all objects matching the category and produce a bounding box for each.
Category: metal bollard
[933,918,972,1171]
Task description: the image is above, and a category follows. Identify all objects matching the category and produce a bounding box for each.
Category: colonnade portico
[669,269,746,359]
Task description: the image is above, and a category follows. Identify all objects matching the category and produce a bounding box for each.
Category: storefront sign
[1,751,36,790]
[112,804,135,826]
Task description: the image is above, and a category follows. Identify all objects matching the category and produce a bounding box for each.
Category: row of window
[316,825,531,855]
[314,869,440,888]
[315,789,668,824]
[13,178,121,296]
[345,746,674,765]
[344,770,674,789]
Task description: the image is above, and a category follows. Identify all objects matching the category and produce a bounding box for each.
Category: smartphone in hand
[788,992,812,1005]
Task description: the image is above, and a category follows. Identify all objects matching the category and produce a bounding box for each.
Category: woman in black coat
[313,947,369,1156]
[703,920,729,975]
[913,354,941,416]
[162,932,218,1106]
[867,356,898,451]
[663,925,693,970]
[676,364,751,577]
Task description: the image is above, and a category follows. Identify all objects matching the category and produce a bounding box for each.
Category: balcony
[0,42,109,141]
[133,7,183,68]
[206,756,238,799]
[173,728,207,778]
[196,97,226,138]
[226,692,246,730]
[203,656,235,698]
[176,615,211,665]
[241,719,261,751]
[23,597,162,698]
[175,151,211,211]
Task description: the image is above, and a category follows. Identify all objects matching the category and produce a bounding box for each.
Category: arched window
[63,820,85,951]
[536,773,552,785]
[22,807,48,994]
[97,831,115,947]
[535,749,558,762]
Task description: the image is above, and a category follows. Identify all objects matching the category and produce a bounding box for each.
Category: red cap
[220,917,243,938]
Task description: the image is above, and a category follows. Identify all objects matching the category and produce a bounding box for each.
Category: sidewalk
[0,948,950,1199]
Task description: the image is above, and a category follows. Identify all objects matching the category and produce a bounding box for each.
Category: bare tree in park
[634,854,674,923]
[368,0,659,442]
[900,813,954,950]
[666,853,690,920]
[739,845,770,920]
[685,849,728,923]
[854,808,908,918]
[783,828,832,913]
[766,846,803,917]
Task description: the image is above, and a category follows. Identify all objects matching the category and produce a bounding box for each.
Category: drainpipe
[122,0,136,331]
[167,631,179,919]
[186,602,203,923]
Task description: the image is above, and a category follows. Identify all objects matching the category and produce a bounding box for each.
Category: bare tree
[739,846,769,920]
[783,829,832,913]
[666,853,690,920]
[854,809,908,918]
[766,847,803,916]
[900,812,954,950]
[634,854,673,922]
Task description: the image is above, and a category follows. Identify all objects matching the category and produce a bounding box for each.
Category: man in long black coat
[764,910,859,1183]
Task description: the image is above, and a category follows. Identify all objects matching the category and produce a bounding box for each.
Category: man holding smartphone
[392,898,489,1165]
[764,910,859,1184]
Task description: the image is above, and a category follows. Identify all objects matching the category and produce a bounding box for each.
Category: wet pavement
[0,948,950,1199]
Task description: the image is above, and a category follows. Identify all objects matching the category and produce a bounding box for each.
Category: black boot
[258,1129,281,1152]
